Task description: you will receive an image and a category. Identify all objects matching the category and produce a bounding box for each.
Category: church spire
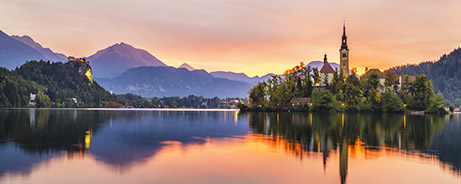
[341,21,348,50]
[324,53,328,64]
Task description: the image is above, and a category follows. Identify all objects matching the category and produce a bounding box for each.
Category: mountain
[307,60,340,71]
[391,47,461,106]
[0,30,49,69]
[178,63,194,71]
[210,71,274,84]
[96,66,252,98]
[88,42,167,78]
[11,35,67,62]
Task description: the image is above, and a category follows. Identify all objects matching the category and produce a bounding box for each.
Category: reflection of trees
[0,109,113,154]
[0,110,247,177]
[246,112,456,183]
[430,115,461,175]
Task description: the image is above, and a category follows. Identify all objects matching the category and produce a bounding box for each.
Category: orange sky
[1,0,461,76]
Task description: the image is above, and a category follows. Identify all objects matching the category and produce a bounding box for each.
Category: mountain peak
[11,35,67,62]
[88,42,167,78]
[178,63,194,71]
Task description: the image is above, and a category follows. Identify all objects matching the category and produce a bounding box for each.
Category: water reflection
[0,109,247,177]
[0,109,460,184]
[245,112,461,183]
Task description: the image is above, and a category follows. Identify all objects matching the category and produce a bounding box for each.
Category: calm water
[0,109,460,184]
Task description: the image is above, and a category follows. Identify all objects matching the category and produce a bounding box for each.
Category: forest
[0,60,242,108]
[0,60,113,107]
[241,62,453,114]
[391,47,461,107]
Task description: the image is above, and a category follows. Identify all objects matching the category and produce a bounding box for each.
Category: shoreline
[0,108,239,112]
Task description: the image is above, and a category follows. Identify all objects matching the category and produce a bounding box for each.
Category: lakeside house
[29,93,36,106]
[290,98,312,106]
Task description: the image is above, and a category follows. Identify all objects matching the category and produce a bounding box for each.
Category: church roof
[363,69,385,78]
[319,62,335,73]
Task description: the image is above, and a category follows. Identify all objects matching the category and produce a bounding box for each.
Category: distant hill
[210,71,274,84]
[11,35,67,62]
[178,63,194,71]
[88,42,167,78]
[391,47,461,106]
[0,30,49,69]
[96,66,252,98]
[0,60,112,107]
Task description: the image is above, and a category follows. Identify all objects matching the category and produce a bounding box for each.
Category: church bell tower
[339,22,349,79]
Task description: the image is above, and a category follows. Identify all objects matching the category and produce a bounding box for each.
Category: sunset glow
[1,0,460,76]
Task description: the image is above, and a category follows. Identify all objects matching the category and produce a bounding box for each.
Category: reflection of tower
[340,138,348,184]
[339,113,348,184]
[322,135,330,173]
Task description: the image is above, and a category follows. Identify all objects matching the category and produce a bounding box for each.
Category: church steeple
[341,22,348,50]
[339,21,350,79]
[324,53,328,64]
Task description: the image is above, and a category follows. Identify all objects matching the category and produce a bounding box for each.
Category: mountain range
[11,35,67,62]
[2,29,459,101]
[178,63,195,71]
[97,66,252,98]
[0,30,57,69]
[210,71,274,84]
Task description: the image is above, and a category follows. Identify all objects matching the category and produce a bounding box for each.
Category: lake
[0,109,460,184]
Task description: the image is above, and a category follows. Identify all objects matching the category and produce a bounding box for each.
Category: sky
[1,0,461,76]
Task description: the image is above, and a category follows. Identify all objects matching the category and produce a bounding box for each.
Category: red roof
[319,62,335,73]
[363,69,385,78]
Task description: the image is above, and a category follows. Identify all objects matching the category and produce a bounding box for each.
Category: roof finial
[343,20,346,35]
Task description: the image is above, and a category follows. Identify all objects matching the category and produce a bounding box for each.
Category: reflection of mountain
[245,112,458,183]
[89,111,248,169]
[0,110,248,175]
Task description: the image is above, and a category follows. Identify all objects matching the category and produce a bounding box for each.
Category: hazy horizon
[1,0,460,76]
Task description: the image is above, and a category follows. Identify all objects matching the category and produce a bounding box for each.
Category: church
[319,23,350,86]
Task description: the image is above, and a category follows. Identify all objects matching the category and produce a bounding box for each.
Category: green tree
[408,74,434,111]
[36,90,51,107]
[248,82,266,108]
[382,91,404,113]
[311,89,335,112]
[344,74,361,111]
[426,93,448,114]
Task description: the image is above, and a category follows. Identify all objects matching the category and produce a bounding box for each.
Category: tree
[248,82,266,108]
[449,104,455,112]
[399,74,412,104]
[344,74,361,111]
[384,70,399,91]
[311,89,335,112]
[36,90,51,107]
[426,93,448,114]
[408,74,434,111]
[382,91,404,113]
